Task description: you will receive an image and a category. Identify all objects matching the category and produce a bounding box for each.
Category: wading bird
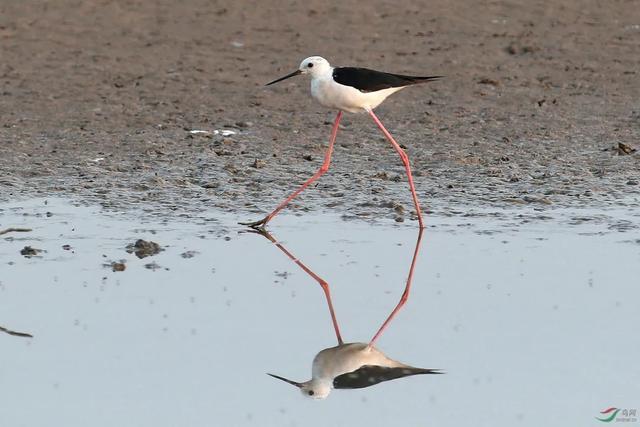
[241,56,441,230]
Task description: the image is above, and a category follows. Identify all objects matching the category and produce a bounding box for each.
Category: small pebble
[111,262,126,272]
[251,159,265,168]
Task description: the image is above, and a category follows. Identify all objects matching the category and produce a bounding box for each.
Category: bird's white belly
[312,343,404,380]
[311,79,402,113]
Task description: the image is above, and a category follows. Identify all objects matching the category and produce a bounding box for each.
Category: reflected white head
[267,374,332,400]
[265,56,332,86]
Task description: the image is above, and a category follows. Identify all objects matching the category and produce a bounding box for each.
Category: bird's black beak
[266,69,302,86]
[267,373,302,388]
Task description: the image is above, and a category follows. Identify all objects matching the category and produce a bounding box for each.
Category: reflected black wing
[333,365,442,389]
[332,67,442,93]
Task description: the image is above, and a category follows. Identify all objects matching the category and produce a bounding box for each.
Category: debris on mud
[188,130,213,138]
[0,325,33,338]
[144,262,163,271]
[604,142,637,155]
[617,142,636,155]
[109,261,126,272]
[0,228,32,236]
[20,246,43,257]
[126,239,163,259]
[274,270,290,280]
[251,159,266,169]
[523,196,553,205]
[506,43,540,55]
[478,77,499,86]
[200,181,219,189]
[180,250,199,259]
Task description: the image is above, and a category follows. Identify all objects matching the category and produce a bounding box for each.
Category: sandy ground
[1,0,639,222]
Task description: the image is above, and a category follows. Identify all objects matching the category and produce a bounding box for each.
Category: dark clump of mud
[144,262,164,271]
[110,261,127,272]
[0,0,639,221]
[19,246,42,258]
[126,240,163,259]
[180,250,199,259]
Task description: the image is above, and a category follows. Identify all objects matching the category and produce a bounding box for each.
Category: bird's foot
[238,216,270,231]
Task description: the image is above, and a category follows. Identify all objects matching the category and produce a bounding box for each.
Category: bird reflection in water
[251,227,442,399]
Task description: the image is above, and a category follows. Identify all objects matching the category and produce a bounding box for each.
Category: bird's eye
[307,63,313,68]
[308,390,314,396]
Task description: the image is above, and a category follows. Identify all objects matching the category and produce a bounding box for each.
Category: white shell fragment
[188,129,237,137]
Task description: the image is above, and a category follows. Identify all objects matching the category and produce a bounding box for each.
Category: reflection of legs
[257,230,344,345]
[368,109,425,229]
[240,111,343,229]
[369,227,424,347]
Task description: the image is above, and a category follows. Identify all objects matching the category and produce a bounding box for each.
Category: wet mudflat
[2,198,639,426]
[2,0,639,221]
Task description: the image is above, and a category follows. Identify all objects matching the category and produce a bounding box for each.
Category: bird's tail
[404,75,444,84]
[413,368,445,375]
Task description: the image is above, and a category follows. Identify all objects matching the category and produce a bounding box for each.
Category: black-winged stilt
[269,342,442,399]
[241,56,442,229]
[253,227,441,399]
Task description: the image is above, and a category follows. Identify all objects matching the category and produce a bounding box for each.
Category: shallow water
[1,198,639,426]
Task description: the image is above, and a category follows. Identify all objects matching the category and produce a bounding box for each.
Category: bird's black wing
[332,67,442,93]
[333,365,442,389]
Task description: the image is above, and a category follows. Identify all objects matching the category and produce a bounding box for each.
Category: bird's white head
[268,374,332,400]
[298,56,331,77]
[299,379,331,400]
[266,56,332,86]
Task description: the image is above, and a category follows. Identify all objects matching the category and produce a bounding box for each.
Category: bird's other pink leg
[369,227,424,347]
[368,109,425,229]
[240,111,343,229]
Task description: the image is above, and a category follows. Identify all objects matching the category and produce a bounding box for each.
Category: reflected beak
[265,69,302,86]
[267,373,302,388]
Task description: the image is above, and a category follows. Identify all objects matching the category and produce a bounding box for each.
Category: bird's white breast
[311,343,406,381]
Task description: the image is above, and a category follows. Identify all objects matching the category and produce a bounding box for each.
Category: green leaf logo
[596,407,620,423]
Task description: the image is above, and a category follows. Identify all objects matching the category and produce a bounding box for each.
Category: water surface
[1,198,639,426]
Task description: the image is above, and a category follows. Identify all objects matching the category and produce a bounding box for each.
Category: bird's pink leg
[277,242,344,345]
[240,111,343,229]
[368,110,425,229]
[369,227,424,347]
[257,229,344,345]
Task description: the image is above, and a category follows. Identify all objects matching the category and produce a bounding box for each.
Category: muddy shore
[1,0,639,223]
